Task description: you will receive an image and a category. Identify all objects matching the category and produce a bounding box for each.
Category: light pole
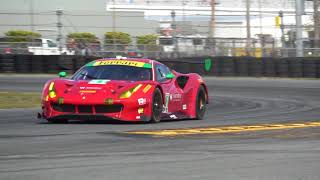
[171,10,178,57]
[246,0,251,56]
[313,0,320,50]
[279,11,288,57]
[29,0,35,46]
[209,0,215,38]
[56,9,63,53]
[295,0,304,57]
[29,0,34,32]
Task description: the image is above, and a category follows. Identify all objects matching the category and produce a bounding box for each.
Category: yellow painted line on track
[126,121,320,137]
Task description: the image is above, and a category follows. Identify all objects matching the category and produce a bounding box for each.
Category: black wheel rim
[197,91,206,117]
[153,92,162,121]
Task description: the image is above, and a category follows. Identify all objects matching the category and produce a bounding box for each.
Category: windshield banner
[89,60,152,68]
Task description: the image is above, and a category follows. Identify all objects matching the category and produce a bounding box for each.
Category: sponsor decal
[80,86,102,90]
[138,108,144,114]
[105,98,114,105]
[88,80,110,84]
[171,93,182,101]
[79,90,96,94]
[143,84,152,93]
[91,60,152,68]
[170,114,177,119]
[138,98,147,105]
[182,104,187,110]
[58,98,64,104]
[163,93,170,113]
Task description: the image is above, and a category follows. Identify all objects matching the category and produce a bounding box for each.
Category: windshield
[72,65,152,81]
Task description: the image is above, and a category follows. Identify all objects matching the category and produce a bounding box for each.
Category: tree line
[2,30,159,46]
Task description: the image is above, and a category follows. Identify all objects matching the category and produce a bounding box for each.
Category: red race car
[39,57,208,123]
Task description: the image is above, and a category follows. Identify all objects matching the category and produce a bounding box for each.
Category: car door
[155,63,183,115]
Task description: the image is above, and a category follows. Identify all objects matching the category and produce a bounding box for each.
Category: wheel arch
[199,83,209,104]
[155,85,165,102]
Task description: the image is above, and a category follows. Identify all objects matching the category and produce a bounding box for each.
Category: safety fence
[0,55,319,78]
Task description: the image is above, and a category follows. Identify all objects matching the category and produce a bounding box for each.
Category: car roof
[95,57,158,64]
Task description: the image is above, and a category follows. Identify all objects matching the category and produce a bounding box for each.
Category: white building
[106,0,314,39]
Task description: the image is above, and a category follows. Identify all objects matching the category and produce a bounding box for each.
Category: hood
[53,79,148,97]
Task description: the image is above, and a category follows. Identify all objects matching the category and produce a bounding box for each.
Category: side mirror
[166,73,175,79]
[59,71,67,78]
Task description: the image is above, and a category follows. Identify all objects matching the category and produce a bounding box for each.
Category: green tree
[136,34,158,45]
[136,34,159,56]
[67,32,98,43]
[5,30,41,42]
[104,31,131,45]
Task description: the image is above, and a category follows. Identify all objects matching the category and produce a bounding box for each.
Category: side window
[156,66,165,82]
[30,39,42,47]
[156,64,171,82]
[47,40,57,47]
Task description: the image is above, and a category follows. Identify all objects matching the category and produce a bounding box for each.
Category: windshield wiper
[80,72,97,79]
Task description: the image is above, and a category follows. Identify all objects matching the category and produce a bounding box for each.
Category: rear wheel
[150,88,163,123]
[195,86,207,120]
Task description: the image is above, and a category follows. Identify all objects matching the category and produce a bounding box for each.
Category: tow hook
[37,113,42,119]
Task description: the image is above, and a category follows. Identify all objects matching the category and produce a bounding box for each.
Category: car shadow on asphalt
[37,118,195,125]
[38,120,145,125]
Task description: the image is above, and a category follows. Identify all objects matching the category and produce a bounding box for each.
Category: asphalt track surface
[0,75,320,180]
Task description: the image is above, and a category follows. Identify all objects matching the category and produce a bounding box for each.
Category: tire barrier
[235,58,249,76]
[248,59,263,77]
[31,55,44,73]
[276,59,289,78]
[15,55,32,73]
[262,58,276,77]
[218,57,235,76]
[0,55,15,73]
[0,55,319,78]
[317,60,320,78]
[303,59,318,78]
[288,58,303,78]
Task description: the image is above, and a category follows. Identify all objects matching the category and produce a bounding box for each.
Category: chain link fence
[1,36,320,58]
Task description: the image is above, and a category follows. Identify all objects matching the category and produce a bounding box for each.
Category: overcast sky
[1,0,107,12]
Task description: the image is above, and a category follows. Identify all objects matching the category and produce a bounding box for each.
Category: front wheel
[195,86,207,120]
[150,88,163,123]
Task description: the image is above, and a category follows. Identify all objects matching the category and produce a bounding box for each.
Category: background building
[0,0,317,57]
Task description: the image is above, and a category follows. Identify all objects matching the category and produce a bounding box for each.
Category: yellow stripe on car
[133,84,143,93]
[48,82,55,91]
[143,84,152,93]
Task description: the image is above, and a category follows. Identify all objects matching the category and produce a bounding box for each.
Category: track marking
[126,121,320,137]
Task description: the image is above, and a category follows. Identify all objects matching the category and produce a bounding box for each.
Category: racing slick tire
[195,85,207,120]
[150,88,163,123]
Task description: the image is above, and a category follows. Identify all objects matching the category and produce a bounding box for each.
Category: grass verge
[0,91,41,109]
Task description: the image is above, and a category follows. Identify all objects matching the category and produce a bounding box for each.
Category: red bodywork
[41,58,208,122]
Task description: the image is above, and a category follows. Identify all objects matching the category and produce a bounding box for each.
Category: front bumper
[41,97,152,122]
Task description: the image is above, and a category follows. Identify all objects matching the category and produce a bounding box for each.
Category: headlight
[119,84,142,99]
[48,82,57,99]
